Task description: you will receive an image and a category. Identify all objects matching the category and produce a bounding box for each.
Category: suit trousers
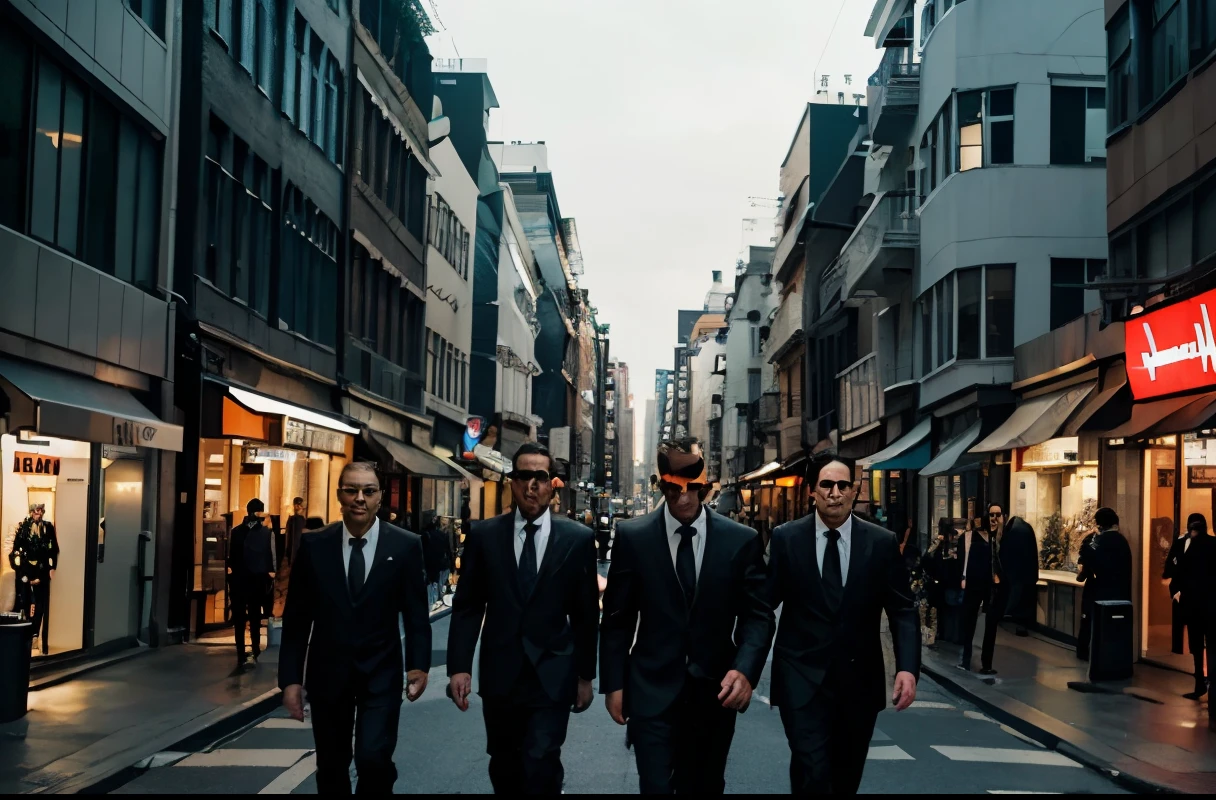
[481,662,571,794]
[627,675,738,794]
[1184,603,1214,686]
[961,584,1001,670]
[778,672,878,796]
[310,683,403,794]
[232,575,267,661]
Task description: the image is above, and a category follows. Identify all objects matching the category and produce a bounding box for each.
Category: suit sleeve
[278,535,315,689]
[402,533,432,673]
[599,526,638,695]
[882,533,921,679]
[732,531,776,688]
[447,524,488,677]
[49,523,60,571]
[571,532,600,682]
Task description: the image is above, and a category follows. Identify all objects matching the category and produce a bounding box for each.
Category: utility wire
[812,0,850,90]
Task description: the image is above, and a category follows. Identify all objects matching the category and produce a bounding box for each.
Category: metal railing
[833,191,920,299]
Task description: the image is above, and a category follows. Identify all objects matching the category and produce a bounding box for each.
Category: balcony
[764,295,804,363]
[837,352,883,439]
[867,53,920,146]
[825,191,920,303]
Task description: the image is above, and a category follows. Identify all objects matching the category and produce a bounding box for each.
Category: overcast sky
[426,0,882,456]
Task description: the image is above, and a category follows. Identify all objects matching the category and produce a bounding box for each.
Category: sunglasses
[817,480,854,492]
[338,486,381,499]
[989,512,1004,518]
[659,480,709,493]
[510,469,552,484]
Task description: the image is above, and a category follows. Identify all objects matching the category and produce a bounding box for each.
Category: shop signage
[12,452,60,475]
[1126,286,1216,399]
[243,447,292,462]
[463,416,485,457]
[283,419,347,455]
[1189,465,1216,487]
[113,419,160,448]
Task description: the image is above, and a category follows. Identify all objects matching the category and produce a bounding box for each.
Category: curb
[30,647,153,692]
[922,661,1180,795]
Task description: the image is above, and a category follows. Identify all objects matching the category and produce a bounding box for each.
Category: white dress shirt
[664,504,708,579]
[342,516,381,583]
[815,511,853,586]
[514,509,552,566]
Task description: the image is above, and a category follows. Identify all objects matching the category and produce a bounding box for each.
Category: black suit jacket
[599,507,774,718]
[765,513,919,714]
[447,511,599,705]
[279,521,432,702]
[1170,533,1216,615]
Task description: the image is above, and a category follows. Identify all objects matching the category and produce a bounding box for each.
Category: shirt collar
[515,508,551,535]
[815,511,853,541]
[343,516,381,547]
[664,504,707,537]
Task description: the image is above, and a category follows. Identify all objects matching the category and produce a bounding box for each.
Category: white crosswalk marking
[987,791,1061,794]
[909,701,955,709]
[258,754,317,794]
[258,718,313,729]
[176,749,312,768]
[932,746,1080,767]
[867,745,914,760]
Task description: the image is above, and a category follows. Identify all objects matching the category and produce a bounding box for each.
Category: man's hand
[993,575,1001,585]
[448,673,472,711]
[572,679,593,713]
[605,689,627,725]
[1174,591,1182,602]
[30,578,40,585]
[892,671,917,711]
[269,572,276,579]
[406,670,428,702]
[282,684,305,721]
[48,570,55,580]
[718,670,753,712]
[960,578,966,590]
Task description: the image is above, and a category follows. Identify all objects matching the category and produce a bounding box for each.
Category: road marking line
[910,701,955,709]
[932,746,1080,767]
[964,710,994,722]
[987,791,1060,794]
[258,718,313,730]
[1000,724,1046,748]
[176,749,312,768]
[259,753,317,794]
[867,745,914,760]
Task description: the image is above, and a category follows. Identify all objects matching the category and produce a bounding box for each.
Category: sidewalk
[924,625,1216,794]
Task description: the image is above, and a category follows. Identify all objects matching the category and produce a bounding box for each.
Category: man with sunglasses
[447,442,599,794]
[279,462,431,793]
[764,455,919,795]
[600,439,774,794]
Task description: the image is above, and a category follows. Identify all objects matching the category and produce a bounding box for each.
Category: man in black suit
[228,498,275,670]
[447,443,598,794]
[1170,513,1215,700]
[279,462,431,794]
[765,454,919,795]
[600,439,774,794]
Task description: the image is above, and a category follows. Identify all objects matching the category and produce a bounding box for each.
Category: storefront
[193,380,357,630]
[861,418,931,543]
[0,356,183,662]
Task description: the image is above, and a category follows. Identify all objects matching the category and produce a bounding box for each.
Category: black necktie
[518,522,539,597]
[676,525,698,607]
[348,537,367,598]
[822,529,843,611]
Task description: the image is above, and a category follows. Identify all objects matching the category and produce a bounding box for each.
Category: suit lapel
[653,510,687,613]
[356,526,394,602]
[692,509,722,609]
[841,516,874,611]
[319,529,353,612]
[793,515,828,608]
[528,516,570,604]
[500,513,525,604]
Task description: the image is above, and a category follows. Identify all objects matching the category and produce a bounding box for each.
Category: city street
[106,615,1124,795]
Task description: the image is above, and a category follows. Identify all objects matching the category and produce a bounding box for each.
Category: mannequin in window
[10,503,59,655]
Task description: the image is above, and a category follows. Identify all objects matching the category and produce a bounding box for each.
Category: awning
[228,386,359,434]
[442,454,484,485]
[922,422,985,477]
[777,453,808,477]
[474,444,512,476]
[970,382,1096,453]
[1153,391,1216,434]
[858,417,931,469]
[872,439,931,471]
[0,356,183,451]
[1062,363,1128,436]
[374,432,459,479]
[1103,395,1199,439]
[740,460,782,483]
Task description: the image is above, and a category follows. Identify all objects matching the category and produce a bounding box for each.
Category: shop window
[1108,7,1133,130]
[1143,0,1186,108]
[1193,0,1216,65]
[1050,85,1107,165]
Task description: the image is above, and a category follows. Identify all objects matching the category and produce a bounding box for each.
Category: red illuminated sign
[1126,287,1216,399]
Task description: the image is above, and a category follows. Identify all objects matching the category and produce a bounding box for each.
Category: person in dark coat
[1075,529,1100,661]
[1078,507,1133,662]
[1169,513,1216,699]
[9,503,59,655]
[995,506,1039,636]
[1162,519,1190,655]
[957,516,1002,674]
[285,496,306,566]
[228,498,275,669]
[422,512,452,608]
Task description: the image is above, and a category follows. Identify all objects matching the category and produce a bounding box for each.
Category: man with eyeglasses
[447,442,599,794]
[600,439,774,794]
[279,462,431,794]
[763,454,919,795]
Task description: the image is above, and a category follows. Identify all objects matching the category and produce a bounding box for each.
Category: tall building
[608,360,634,503]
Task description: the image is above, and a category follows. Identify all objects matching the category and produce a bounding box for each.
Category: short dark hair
[339,461,379,486]
[809,454,857,485]
[293,496,304,505]
[512,442,555,473]
[988,503,1005,515]
[1094,507,1119,528]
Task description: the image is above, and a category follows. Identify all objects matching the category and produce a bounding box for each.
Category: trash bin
[0,618,33,723]
[1089,600,1133,682]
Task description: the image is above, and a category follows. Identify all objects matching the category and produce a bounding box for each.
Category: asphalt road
[109,613,1126,795]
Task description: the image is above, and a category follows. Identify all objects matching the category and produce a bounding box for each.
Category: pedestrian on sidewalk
[228,498,275,669]
[957,514,1002,674]
[446,443,598,794]
[1077,508,1132,661]
[924,519,963,646]
[763,454,919,795]
[1169,513,1216,700]
[422,512,450,609]
[994,507,1038,636]
[9,503,58,655]
[279,462,431,794]
[601,439,774,795]
[285,497,306,566]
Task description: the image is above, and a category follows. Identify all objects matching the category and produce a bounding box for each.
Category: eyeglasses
[509,469,552,484]
[338,486,381,499]
[818,480,854,492]
[989,512,1004,518]
[660,481,708,494]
